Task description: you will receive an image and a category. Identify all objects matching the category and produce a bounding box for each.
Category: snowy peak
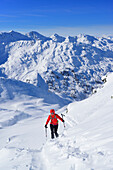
[26,31,51,41]
[84,34,98,43]
[50,33,66,42]
[65,34,97,43]
[0,30,31,44]
[76,34,98,44]
[65,36,77,42]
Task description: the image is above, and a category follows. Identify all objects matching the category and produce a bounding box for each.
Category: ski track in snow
[0,146,46,170]
[0,97,80,170]
[0,105,113,170]
[0,88,113,170]
[1,110,112,170]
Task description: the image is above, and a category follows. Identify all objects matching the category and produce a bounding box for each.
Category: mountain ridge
[0,30,113,101]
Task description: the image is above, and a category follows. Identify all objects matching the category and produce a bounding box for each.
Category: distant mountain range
[0,30,113,101]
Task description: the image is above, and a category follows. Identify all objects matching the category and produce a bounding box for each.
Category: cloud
[0,11,47,19]
[0,14,17,18]
[22,13,46,17]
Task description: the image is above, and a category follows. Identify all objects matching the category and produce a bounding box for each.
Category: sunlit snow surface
[0,72,113,169]
[0,31,113,169]
[0,31,113,101]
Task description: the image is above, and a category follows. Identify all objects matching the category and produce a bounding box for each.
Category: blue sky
[0,0,113,36]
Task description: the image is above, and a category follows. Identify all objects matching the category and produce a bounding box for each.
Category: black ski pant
[50,124,59,139]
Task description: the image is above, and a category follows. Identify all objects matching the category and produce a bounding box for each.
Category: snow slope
[0,76,69,169]
[0,76,70,106]
[42,72,113,170]
[0,71,113,169]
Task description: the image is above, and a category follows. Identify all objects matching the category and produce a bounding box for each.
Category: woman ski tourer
[45,109,65,139]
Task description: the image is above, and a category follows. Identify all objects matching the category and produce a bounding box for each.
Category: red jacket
[46,114,63,125]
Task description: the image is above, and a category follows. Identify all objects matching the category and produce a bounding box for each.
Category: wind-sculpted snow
[0,77,70,106]
[0,31,113,101]
[0,111,31,128]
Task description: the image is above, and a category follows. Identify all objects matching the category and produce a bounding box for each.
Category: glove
[62,119,65,123]
[45,124,47,128]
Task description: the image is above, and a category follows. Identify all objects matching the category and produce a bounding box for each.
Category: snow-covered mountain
[0,31,113,101]
[0,30,113,169]
[26,31,51,41]
[50,33,66,42]
[0,30,31,44]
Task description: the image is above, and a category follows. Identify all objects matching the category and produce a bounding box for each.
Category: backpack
[50,114,58,124]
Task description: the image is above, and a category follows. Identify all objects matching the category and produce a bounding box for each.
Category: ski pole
[61,114,65,128]
[45,127,48,138]
[63,121,65,128]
